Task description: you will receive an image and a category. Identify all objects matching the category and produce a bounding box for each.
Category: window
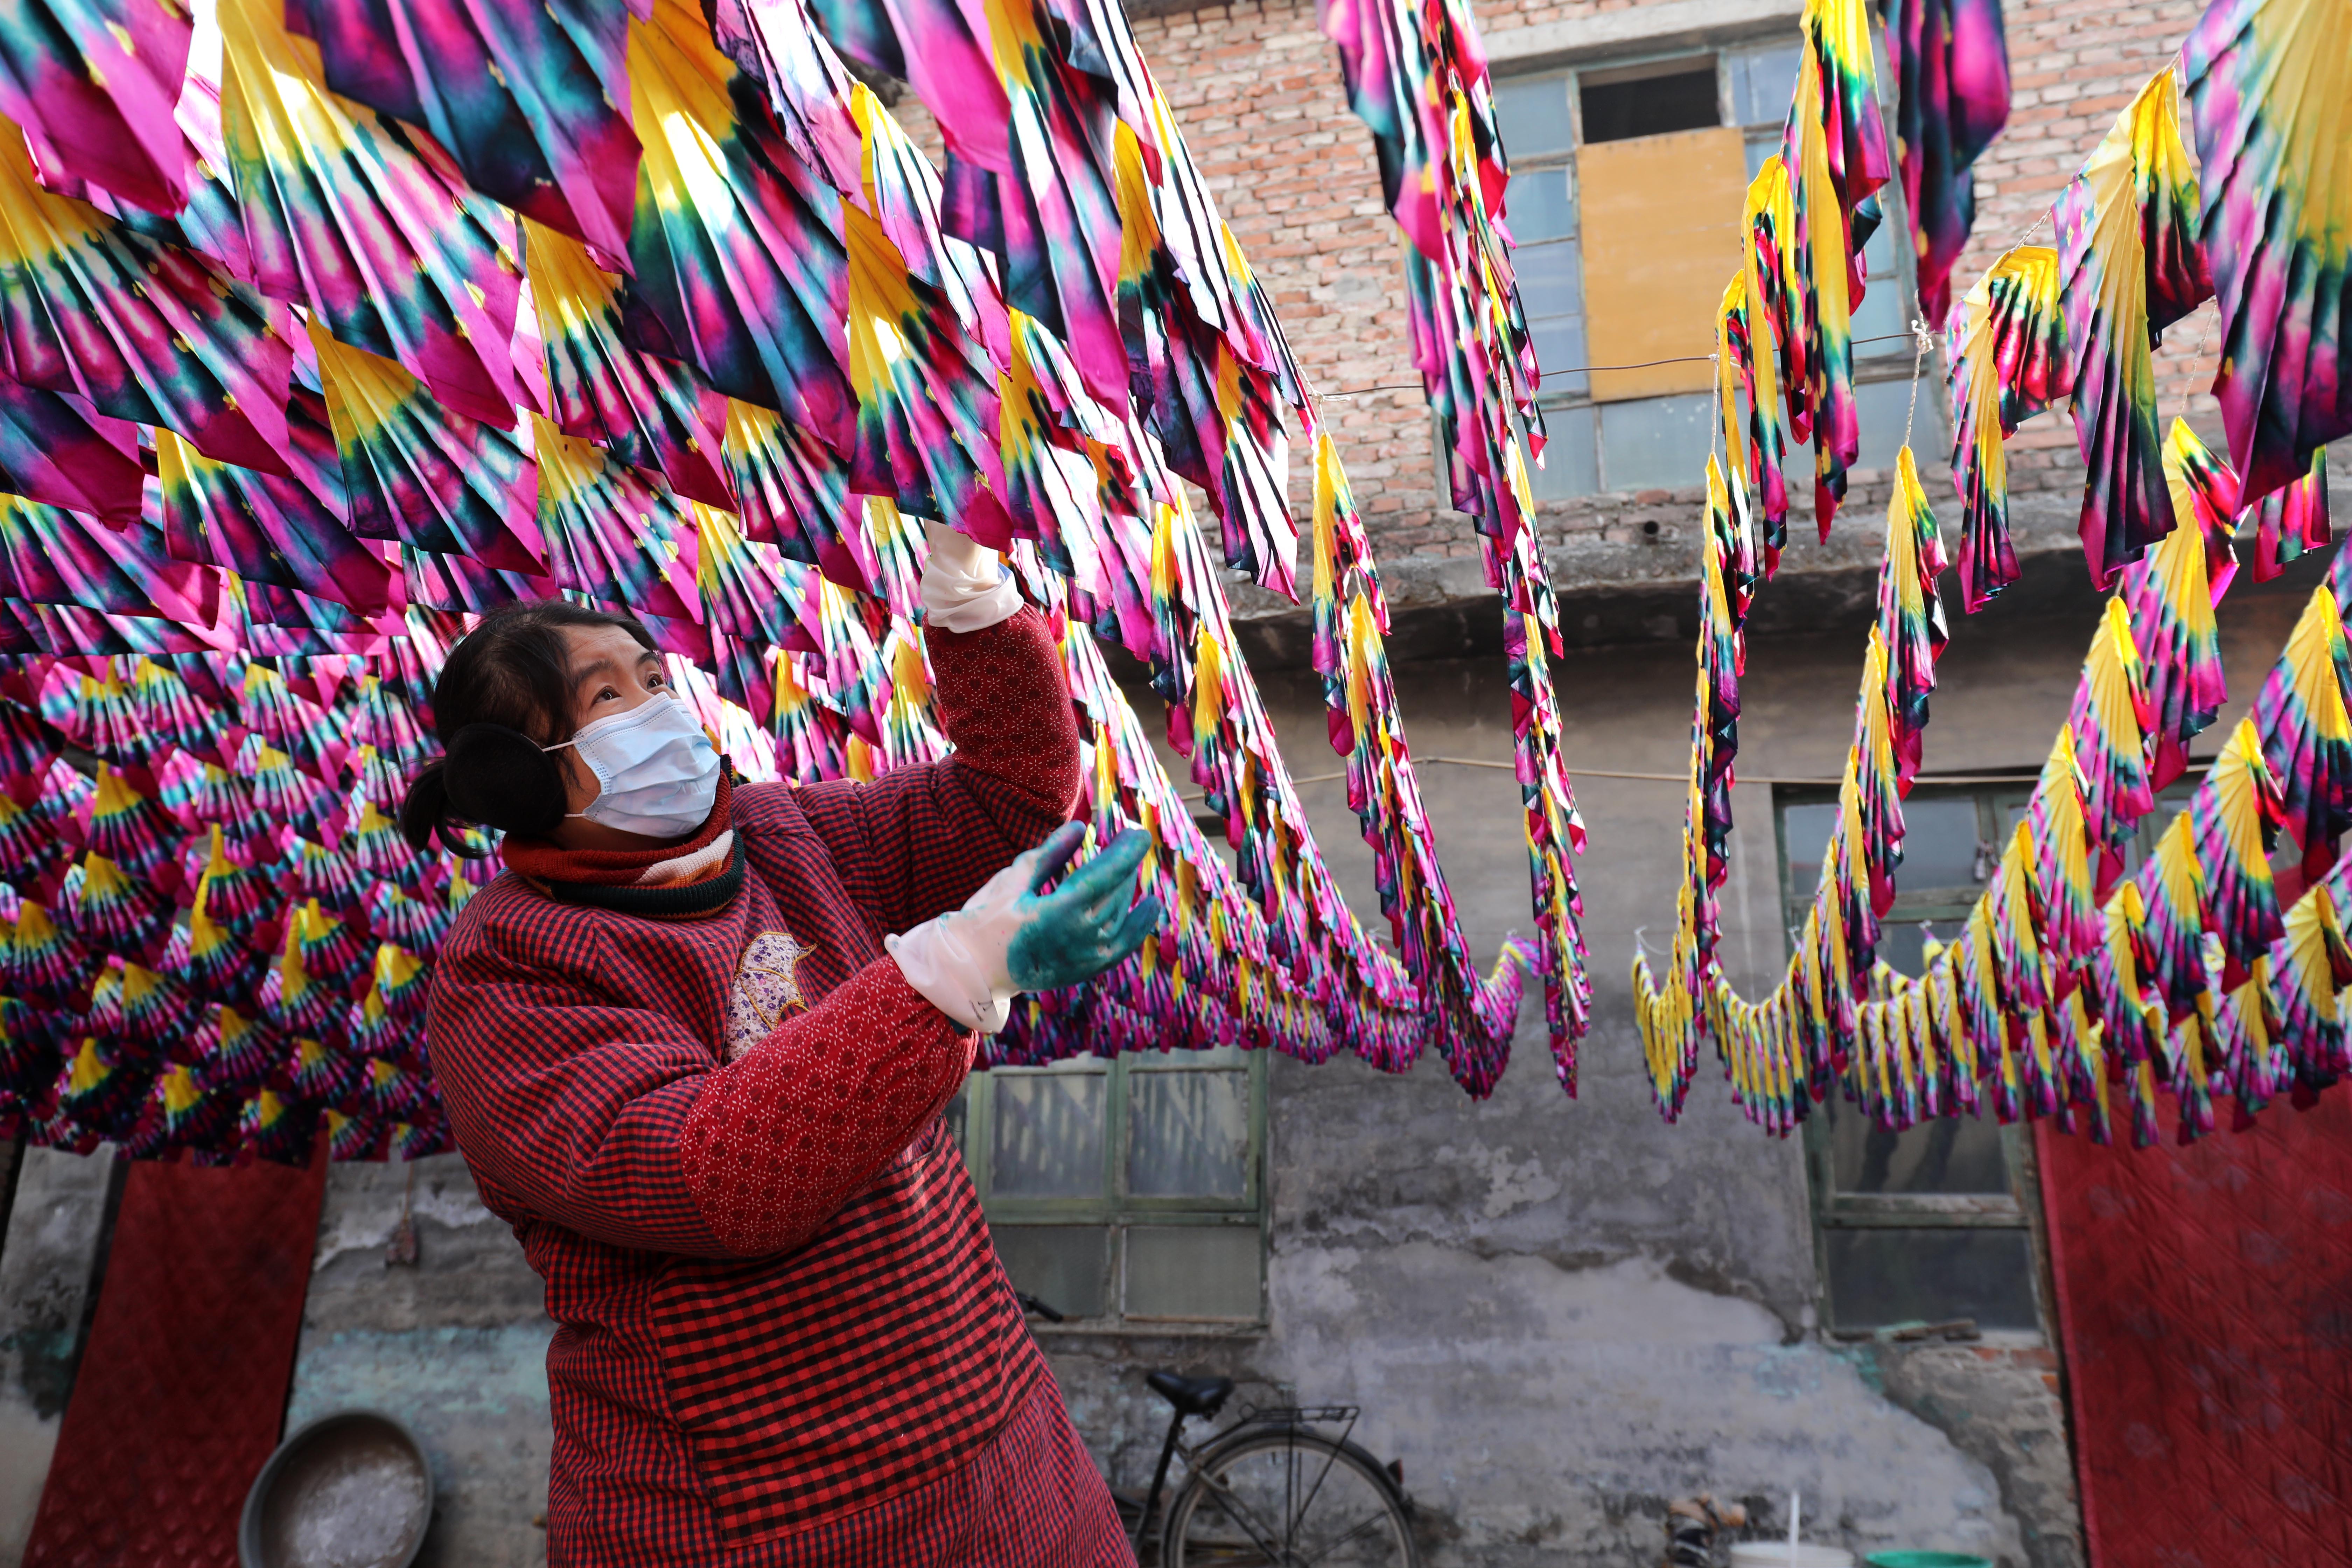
[1775,783,2044,1335]
[1491,31,1937,502]
[948,1046,1268,1328]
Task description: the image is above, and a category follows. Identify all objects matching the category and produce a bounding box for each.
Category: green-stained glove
[885,822,1164,1033]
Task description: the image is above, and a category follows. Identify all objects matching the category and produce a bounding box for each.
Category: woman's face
[553,624,671,819]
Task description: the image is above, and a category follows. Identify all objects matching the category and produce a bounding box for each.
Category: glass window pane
[1828,1097,2013,1195]
[990,1070,1106,1198]
[1782,802,1839,897]
[1493,74,1574,160]
[991,1225,1110,1320]
[1530,316,1588,401]
[1875,919,1932,977]
[1125,1226,1261,1320]
[1729,41,1802,127]
[1506,166,1576,244]
[1745,132,1779,182]
[1598,392,1713,491]
[1128,1070,1249,1199]
[1825,1226,2040,1331]
[1516,237,1582,323]
[1891,797,1987,893]
[1853,270,1910,355]
[1844,374,1944,472]
[1528,407,1598,500]
[1580,67,1719,144]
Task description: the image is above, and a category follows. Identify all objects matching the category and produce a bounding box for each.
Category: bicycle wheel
[1163,1429,1418,1568]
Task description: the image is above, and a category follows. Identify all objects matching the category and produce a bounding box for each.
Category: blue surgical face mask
[545,694,722,839]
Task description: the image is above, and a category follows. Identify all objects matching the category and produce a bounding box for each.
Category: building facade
[1,1,2322,1566]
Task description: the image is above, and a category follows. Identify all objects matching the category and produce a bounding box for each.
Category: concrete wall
[286,1156,555,1568]
[0,1149,117,1568]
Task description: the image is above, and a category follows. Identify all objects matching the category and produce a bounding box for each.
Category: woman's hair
[399,599,658,854]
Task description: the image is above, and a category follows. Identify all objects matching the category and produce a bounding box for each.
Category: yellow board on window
[1575,125,1750,402]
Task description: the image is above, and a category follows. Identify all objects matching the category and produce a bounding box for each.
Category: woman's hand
[884,822,1163,1032]
[999,823,1163,992]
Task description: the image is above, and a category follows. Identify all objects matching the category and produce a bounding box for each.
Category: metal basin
[240,1410,433,1568]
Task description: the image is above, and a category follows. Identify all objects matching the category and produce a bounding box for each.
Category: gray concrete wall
[288,1155,555,1568]
[0,1148,118,1567]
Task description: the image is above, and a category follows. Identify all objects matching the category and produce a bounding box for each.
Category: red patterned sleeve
[794,604,1082,936]
[677,959,971,1255]
[432,913,970,1260]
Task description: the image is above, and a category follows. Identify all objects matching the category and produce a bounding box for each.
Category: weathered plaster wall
[0,1149,117,1568]
[285,1156,554,1568]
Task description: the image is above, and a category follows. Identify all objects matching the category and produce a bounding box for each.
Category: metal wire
[1318,332,1930,400]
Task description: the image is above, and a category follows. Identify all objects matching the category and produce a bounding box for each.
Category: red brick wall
[891,0,2229,570]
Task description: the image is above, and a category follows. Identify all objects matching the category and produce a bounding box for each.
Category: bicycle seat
[1145,1371,1234,1419]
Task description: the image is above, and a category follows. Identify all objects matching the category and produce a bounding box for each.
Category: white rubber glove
[886,857,1029,1033]
[920,519,1021,634]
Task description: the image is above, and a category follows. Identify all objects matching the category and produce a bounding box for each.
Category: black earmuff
[443,723,570,838]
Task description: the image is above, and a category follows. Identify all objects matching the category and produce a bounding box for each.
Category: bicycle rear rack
[1229,1404,1361,1440]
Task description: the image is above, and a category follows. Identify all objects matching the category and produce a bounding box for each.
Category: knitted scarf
[499,769,745,915]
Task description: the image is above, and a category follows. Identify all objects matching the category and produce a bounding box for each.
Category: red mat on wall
[22,1152,327,1568]
[2037,1096,2352,1568]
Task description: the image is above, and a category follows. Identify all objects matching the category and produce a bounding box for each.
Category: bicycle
[1016,1294,1419,1567]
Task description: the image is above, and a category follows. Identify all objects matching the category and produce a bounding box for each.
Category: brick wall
[891,0,2231,578]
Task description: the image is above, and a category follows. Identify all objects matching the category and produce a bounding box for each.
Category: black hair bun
[443,724,569,839]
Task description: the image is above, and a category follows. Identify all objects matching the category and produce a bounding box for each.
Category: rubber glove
[921,519,1021,634]
[887,823,1164,1033]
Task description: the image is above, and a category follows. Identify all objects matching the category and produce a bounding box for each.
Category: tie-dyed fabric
[0,379,141,523]
[1657,401,2352,1144]
[156,397,397,614]
[0,118,294,473]
[0,0,1580,1144]
[2180,0,2352,511]
[1779,0,1892,535]
[1945,245,2066,611]
[312,325,544,572]
[2053,67,2212,591]
[287,0,640,261]
[843,202,1009,544]
[524,217,736,509]
[0,0,192,216]
[625,0,852,450]
[218,0,525,428]
[1876,0,2010,325]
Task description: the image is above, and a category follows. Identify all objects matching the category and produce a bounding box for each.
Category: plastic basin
[239,1410,433,1568]
[1866,1555,1993,1568]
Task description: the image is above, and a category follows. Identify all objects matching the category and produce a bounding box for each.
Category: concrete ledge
[1227,483,2093,666]
[1480,0,1805,72]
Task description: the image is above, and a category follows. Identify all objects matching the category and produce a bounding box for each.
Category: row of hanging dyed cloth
[1317,0,1591,1084]
[1634,0,2351,1146]
[0,0,1574,1164]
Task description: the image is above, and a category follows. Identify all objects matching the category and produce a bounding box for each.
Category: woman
[407,525,1157,1566]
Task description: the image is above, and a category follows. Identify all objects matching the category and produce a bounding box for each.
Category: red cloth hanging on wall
[22,1151,327,1568]
[2038,1095,2352,1568]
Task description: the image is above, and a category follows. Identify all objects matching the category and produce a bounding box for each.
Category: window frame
[1772,782,2050,1339]
[951,1046,1273,1334]
[1489,28,1932,504]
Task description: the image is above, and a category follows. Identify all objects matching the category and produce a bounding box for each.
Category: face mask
[545,695,722,839]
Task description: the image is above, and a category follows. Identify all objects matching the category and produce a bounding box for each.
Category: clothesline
[1317,332,1932,401]
[1180,756,2209,800]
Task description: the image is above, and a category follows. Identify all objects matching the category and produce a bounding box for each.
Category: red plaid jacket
[428,609,1082,1563]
